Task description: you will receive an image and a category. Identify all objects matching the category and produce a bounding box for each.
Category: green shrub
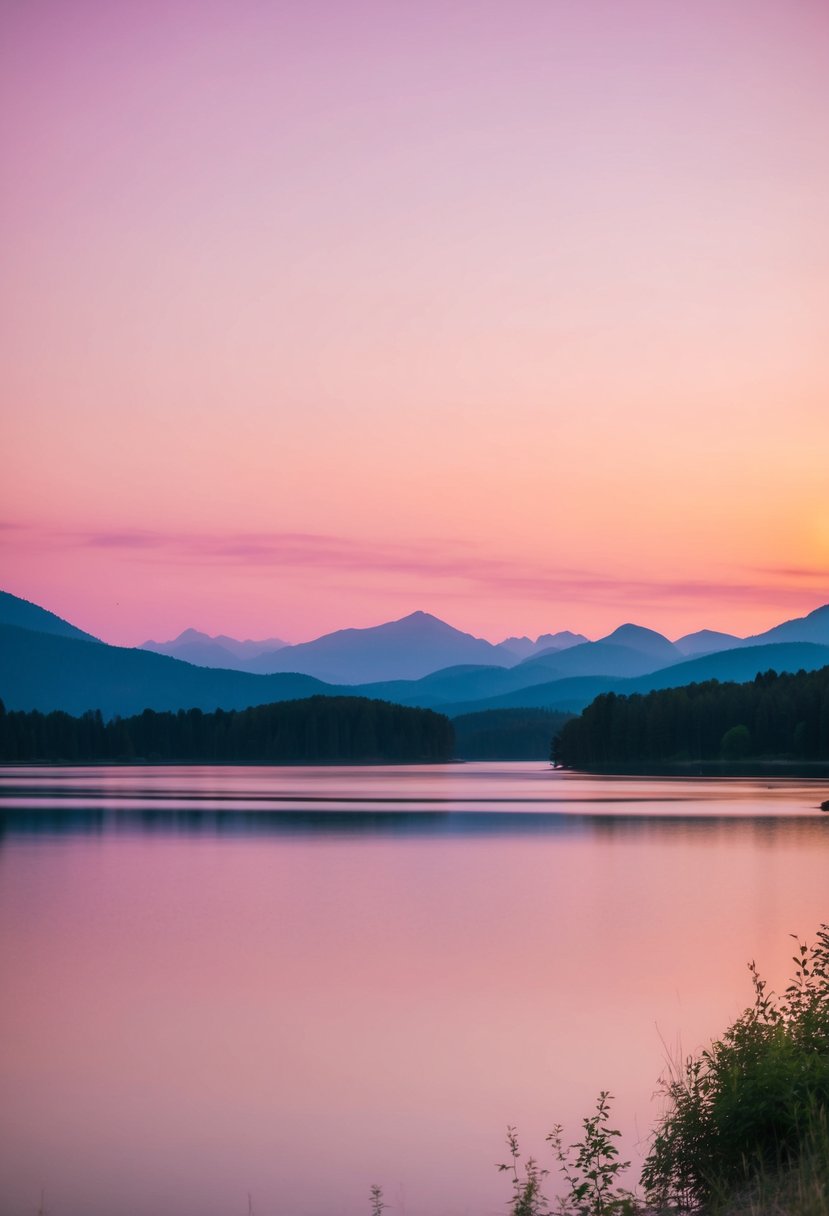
[498,1093,636,1216]
[720,724,752,760]
[642,925,829,1211]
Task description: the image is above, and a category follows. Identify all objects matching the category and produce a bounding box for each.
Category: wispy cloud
[755,565,829,581]
[6,521,825,611]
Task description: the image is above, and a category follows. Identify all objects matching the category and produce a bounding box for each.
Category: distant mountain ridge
[745,602,829,648]
[201,611,515,683]
[139,620,596,681]
[2,589,829,723]
[134,602,829,683]
[142,628,287,669]
[674,628,741,657]
[0,590,99,643]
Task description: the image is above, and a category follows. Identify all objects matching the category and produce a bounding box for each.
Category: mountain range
[2,589,829,720]
[140,615,589,681]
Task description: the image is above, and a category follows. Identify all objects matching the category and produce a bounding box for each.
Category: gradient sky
[2,0,828,646]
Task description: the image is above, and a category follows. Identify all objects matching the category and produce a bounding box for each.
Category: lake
[1,763,828,1216]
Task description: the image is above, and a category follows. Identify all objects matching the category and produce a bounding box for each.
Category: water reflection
[1,806,828,844]
[1,763,828,1216]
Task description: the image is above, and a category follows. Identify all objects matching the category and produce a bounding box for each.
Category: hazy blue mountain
[6,589,829,725]
[674,628,742,657]
[142,627,287,669]
[0,623,336,718]
[438,674,624,716]
[672,605,829,656]
[238,611,512,682]
[438,641,829,716]
[494,636,537,660]
[597,623,680,662]
[536,630,588,651]
[145,618,588,676]
[353,659,568,710]
[0,590,99,643]
[634,641,829,694]
[745,603,829,648]
[514,626,680,680]
[494,630,587,660]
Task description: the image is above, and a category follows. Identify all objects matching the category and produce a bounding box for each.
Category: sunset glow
[3,0,828,644]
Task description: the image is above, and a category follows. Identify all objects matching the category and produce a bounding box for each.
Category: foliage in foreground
[497,1092,637,1216]
[642,925,829,1212]
[464,927,829,1216]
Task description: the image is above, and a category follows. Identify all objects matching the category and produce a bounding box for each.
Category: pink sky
[2,0,828,645]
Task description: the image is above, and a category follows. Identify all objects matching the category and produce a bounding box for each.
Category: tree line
[453,708,573,759]
[552,666,829,769]
[0,696,454,764]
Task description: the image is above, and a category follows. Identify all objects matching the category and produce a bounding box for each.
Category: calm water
[1,763,828,1216]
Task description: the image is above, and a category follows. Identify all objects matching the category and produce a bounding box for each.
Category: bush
[641,925,829,1211]
[720,724,751,760]
[498,1093,636,1216]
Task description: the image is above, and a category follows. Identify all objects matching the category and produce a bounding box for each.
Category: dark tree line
[453,708,573,759]
[553,667,829,769]
[0,696,454,764]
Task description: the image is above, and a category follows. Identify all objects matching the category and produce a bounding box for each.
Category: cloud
[754,565,829,581]
[6,521,824,611]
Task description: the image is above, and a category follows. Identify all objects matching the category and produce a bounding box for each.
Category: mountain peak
[674,628,741,657]
[601,622,670,643]
[598,623,678,658]
[394,610,445,626]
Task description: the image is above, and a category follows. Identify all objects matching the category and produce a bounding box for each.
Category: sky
[2,0,828,646]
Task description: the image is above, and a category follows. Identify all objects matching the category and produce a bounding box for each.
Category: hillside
[0,624,334,718]
[0,590,99,643]
[437,641,829,715]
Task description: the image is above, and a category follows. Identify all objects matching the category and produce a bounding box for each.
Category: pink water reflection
[1,764,827,1216]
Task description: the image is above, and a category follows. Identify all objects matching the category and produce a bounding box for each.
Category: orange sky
[2,0,828,645]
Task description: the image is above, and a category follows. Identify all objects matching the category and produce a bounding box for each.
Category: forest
[0,695,454,764]
[553,666,829,770]
[453,707,573,759]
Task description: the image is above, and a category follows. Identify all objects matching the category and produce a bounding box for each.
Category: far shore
[555,759,829,779]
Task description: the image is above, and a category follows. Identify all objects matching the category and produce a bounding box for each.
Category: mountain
[5,589,829,725]
[435,641,829,716]
[144,618,588,677]
[235,611,512,682]
[353,659,568,710]
[494,631,587,660]
[0,623,335,718]
[0,590,99,643]
[493,636,536,660]
[746,603,829,648]
[535,630,588,652]
[512,624,681,681]
[598,623,680,662]
[674,629,742,657]
[142,628,287,669]
[633,641,829,694]
[672,605,829,656]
